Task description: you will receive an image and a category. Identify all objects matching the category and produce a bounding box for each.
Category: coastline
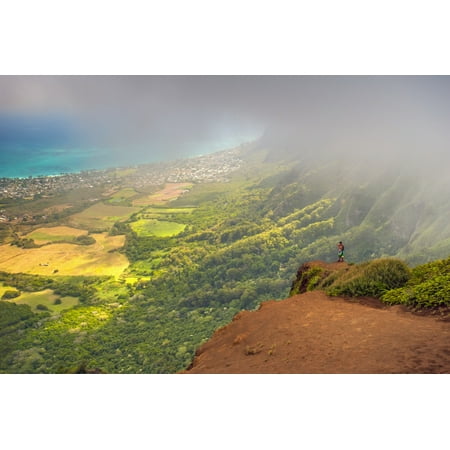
[0,147,244,213]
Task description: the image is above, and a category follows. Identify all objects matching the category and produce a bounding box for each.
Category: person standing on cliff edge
[337,241,345,262]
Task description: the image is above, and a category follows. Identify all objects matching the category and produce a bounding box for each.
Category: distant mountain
[240,142,450,265]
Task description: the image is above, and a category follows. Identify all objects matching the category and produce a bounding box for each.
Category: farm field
[132,183,192,206]
[141,207,195,216]
[7,289,79,313]
[0,233,128,277]
[67,202,139,230]
[130,219,186,237]
[105,188,138,204]
[25,226,88,245]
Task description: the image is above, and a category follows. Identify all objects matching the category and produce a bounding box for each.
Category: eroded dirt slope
[182,291,450,374]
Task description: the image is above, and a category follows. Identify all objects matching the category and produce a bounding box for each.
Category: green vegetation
[67,203,139,231]
[74,235,96,245]
[8,289,79,313]
[2,148,450,373]
[289,256,450,310]
[130,219,186,237]
[144,207,195,216]
[381,256,450,307]
[2,289,21,299]
[325,259,411,297]
[10,237,39,248]
[0,301,42,371]
[26,226,87,244]
[289,264,325,296]
[105,188,138,205]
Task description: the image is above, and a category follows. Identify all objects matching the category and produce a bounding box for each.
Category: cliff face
[289,260,350,296]
[182,262,450,374]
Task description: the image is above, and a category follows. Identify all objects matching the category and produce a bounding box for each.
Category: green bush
[0,301,34,328]
[2,289,21,300]
[382,274,450,307]
[75,235,96,245]
[290,265,324,296]
[36,304,49,311]
[326,258,410,298]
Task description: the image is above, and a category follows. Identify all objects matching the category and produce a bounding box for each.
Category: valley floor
[183,291,450,374]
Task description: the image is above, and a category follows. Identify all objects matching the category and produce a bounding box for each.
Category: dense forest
[2,146,450,373]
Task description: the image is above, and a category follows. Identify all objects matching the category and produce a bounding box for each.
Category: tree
[2,289,20,300]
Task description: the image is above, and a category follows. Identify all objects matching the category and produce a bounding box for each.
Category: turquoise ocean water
[0,146,149,179]
[0,114,260,178]
[0,137,253,179]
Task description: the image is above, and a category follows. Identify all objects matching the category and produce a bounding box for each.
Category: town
[0,148,243,224]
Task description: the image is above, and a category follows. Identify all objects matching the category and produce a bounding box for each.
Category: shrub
[36,304,49,311]
[75,235,96,245]
[2,289,21,300]
[290,264,325,295]
[326,258,410,298]
[381,274,450,308]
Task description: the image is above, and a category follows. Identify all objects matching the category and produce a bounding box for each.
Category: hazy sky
[1,75,450,167]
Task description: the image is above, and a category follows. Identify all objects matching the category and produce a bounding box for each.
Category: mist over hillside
[2,76,450,374]
[239,137,450,266]
[2,76,450,174]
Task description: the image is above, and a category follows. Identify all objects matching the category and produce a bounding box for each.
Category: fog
[1,75,450,172]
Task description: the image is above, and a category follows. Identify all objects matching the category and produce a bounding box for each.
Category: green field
[8,289,79,313]
[130,219,186,237]
[136,207,196,221]
[67,203,139,230]
[26,226,88,244]
[106,188,138,204]
[143,207,195,215]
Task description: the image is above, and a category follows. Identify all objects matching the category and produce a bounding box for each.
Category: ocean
[0,145,152,178]
[0,138,252,179]
[0,113,260,179]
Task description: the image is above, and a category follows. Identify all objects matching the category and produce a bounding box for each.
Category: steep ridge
[182,262,450,374]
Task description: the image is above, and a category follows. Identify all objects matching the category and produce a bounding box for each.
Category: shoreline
[0,143,248,181]
[0,146,245,207]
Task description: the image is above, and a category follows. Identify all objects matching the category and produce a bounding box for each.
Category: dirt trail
[183,291,450,374]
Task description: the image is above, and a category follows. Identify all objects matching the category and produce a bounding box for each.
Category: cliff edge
[182,262,450,374]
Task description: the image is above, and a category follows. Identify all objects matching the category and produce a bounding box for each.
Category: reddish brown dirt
[182,291,450,374]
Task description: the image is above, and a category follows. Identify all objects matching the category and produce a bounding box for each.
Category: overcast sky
[1,75,450,167]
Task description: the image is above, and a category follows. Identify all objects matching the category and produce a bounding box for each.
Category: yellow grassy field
[25,226,88,245]
[0,233,128,277]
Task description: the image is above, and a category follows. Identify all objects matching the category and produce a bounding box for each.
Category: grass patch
[25,226,88,245]
[105,188,138,204]
[67,203,139,231]
[0,233,128,277]
[170,181,246,207]
[325,259,411,298]
[7,289,79,313]
[142,207,195,216]
[130,219,186,237]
